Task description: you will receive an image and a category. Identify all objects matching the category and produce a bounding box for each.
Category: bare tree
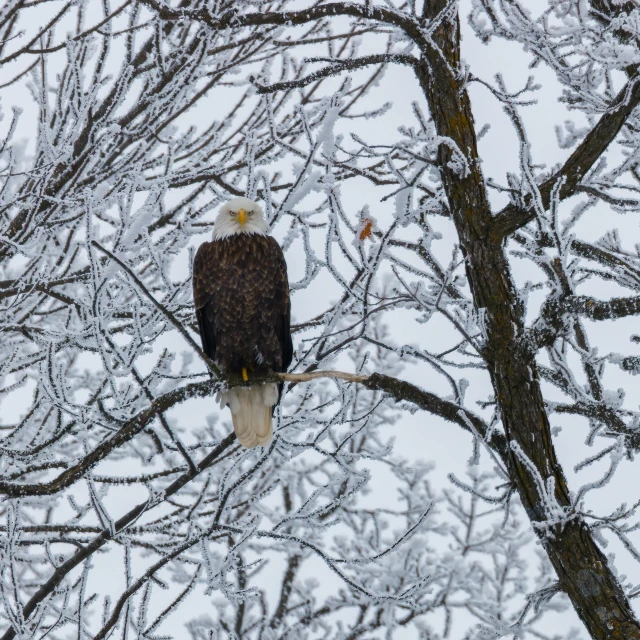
[0,0,640,638]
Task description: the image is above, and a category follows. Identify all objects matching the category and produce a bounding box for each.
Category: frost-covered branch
[1,0,640,638]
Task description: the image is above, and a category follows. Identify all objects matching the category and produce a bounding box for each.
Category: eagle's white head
[213,197,268,239]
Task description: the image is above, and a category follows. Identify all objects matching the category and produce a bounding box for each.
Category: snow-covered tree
[0,0,640,638]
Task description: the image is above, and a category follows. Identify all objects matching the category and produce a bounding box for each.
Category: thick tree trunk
[417,3,640,637]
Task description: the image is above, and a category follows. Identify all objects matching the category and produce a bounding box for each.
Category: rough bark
[416,3,640,637]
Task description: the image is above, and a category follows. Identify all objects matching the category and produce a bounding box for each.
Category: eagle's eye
[248,211,254,216]
[230,212,237,217]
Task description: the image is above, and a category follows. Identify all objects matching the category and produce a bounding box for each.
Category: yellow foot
[242,368,248,382]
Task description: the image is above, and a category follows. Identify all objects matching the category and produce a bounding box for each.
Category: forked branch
[490,76,640,240]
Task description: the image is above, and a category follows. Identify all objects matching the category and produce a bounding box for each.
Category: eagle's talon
[242,367,249,382]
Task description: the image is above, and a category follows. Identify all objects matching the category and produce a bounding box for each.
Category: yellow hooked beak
[237,209,247,226]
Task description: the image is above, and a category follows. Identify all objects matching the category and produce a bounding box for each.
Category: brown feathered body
[193,233,292,447]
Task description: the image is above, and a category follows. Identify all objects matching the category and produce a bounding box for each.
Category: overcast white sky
[1,1,640,638]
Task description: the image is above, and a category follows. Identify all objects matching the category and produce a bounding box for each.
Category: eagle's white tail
[218,384,279,448]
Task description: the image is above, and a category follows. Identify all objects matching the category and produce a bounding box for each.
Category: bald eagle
[193,197,293,448]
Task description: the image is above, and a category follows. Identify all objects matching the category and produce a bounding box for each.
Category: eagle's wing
[195,307,216,360]
[268,236,293,372]
[193,242,219,361]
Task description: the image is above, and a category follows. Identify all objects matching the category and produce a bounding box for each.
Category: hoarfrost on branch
[0,1,639,638]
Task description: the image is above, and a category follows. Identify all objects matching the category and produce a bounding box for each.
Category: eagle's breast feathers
[193,234,292,374]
